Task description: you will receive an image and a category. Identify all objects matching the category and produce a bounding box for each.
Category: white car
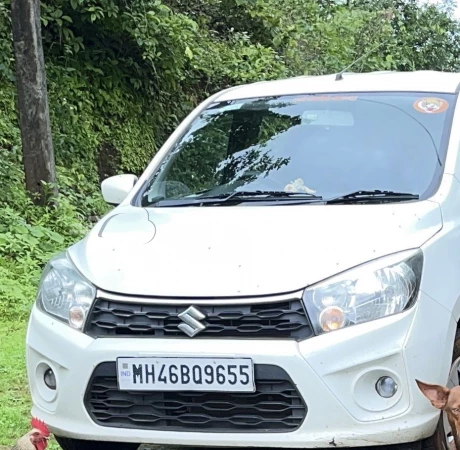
[26,70,460,450]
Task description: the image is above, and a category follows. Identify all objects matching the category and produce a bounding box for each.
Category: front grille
[85,362,307,432]
[85,297,313,340]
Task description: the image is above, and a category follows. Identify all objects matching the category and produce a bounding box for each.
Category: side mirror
[101,174,139,205]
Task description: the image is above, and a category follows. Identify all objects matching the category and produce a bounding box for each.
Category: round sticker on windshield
[414,97,449,114]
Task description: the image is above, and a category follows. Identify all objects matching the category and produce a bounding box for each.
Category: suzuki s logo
[178,306,207,337]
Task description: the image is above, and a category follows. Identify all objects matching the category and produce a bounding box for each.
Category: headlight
[302,249,423,335]
[36,252,96,331]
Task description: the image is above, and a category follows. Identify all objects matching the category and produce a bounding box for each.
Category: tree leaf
[185,46,193,59]
[47,231,65,244]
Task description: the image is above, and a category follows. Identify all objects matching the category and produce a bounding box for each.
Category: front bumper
[26,291,456,448]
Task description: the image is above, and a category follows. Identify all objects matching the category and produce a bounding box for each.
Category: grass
[0,320,30,446]
[0,319,62,449]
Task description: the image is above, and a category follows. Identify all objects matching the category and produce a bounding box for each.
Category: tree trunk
[10,0,57,205]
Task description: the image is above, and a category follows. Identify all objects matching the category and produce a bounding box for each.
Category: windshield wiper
[200,190,322,202]
[326,190,419,204]
[145,190,322,207]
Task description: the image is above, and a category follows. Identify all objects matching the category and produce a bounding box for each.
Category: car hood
[69,202,442,298]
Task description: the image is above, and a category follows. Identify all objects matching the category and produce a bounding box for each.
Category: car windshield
[140,92,455,206]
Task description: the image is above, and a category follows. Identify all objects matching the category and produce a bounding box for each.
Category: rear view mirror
[101,174,138,205]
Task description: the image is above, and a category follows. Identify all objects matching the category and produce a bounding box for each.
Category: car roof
[215,70,460,102]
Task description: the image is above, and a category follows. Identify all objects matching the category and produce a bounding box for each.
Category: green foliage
[0,1,13,81]
[0,142,102,320]
[0,323,31,445]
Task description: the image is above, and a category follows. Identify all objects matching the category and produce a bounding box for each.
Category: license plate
[116,357,255,392]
